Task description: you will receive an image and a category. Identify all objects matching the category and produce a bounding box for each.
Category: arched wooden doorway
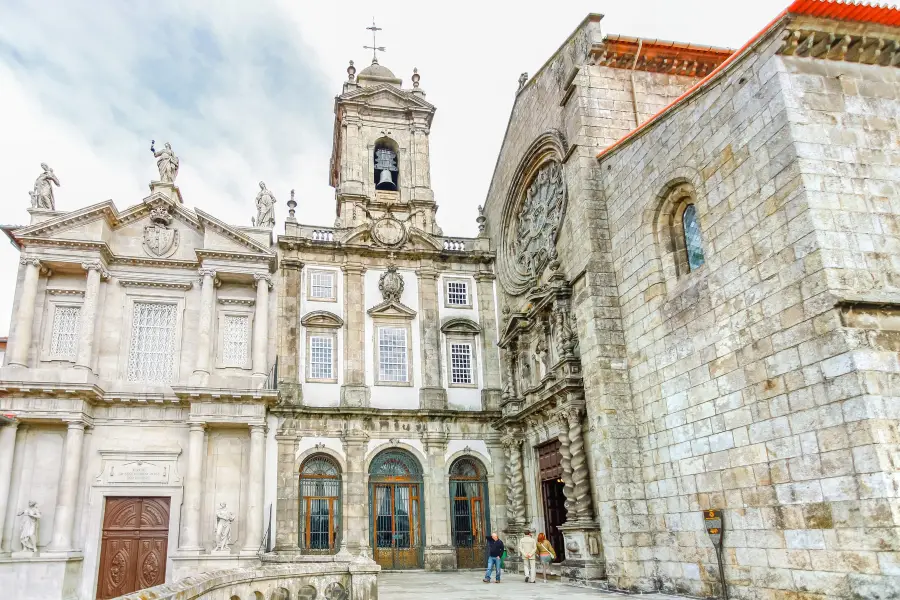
[299,454,341,554]
[369,449,424,569]
[449,456,490,569]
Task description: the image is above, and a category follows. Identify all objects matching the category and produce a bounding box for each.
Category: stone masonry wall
[597,20,900,600]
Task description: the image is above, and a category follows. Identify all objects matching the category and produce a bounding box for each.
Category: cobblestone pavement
[377,571,678,599]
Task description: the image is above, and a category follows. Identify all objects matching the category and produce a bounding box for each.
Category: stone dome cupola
[357,59,402,88]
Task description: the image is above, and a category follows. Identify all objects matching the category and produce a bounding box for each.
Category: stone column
[274,434,298,550]
[252,273,272,378]
[342,430,369,555]
[180,422,206,552]
[0,421,19,550]
[49,421,85,551]
[192,268,217,382]
[422,431,453,570]
[243,424,266,553]
[340,264,369,407]
[502,435,526,525]
[8,257,42,367]
[416,267,446,409]
[563,407,593,522]
[474,272,501,409]
[75,261,108,371]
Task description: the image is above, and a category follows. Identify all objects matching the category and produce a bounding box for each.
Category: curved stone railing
[112,560,379,600]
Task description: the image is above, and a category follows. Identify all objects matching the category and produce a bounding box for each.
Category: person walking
[483,532,505,583]
[537,532,556,582]
[518,529,538,583]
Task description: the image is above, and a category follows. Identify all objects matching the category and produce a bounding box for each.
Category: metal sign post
[703,509,727,600]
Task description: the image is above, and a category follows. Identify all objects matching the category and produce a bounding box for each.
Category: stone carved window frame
[497,129,569,296]
[215,304,254,370]
[41,292,85,363]
[443,277,473,309]
[441,318,481,389]
[373,318,414,387]
[118,290,186,384]
[301,311,343,384]
[655,180,706,291]
[307,268,338,303]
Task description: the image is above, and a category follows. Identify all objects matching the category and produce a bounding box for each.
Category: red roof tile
[787,0,900,26]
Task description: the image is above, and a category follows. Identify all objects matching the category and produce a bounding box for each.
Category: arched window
[682,204,705,271]
[299,454,341,553]
[374,139,399,191]
[369,449,424,569]
[449,456,490,569]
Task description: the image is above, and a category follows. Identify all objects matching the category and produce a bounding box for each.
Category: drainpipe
[629,39,643,128]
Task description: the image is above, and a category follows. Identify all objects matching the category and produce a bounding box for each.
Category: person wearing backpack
[537,532,556,582]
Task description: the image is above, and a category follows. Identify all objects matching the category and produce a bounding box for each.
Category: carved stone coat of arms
[142,206,179,258]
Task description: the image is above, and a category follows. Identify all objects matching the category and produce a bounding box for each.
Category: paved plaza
[377,571,678,599]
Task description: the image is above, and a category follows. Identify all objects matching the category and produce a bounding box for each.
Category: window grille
[450,343,473,384]
[447,281,469,306]
[310,271,335,300]
[50,305,80,359]
[222,314,249,366]
[127,302,177,383]
[683,204,705,271]
[378,327,408,382]
[309,335,334,380]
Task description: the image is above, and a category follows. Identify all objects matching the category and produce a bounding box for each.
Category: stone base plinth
[0,553,83,600]
[420,387,448,410]
[558,523,605,583]
[148,181,183,203]
[480,388,501,411]
[424,545,456,571]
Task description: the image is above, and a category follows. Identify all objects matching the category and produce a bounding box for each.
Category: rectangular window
[310,270,336,301]
[127,302,177,383]
[378,326,408,383]
[450,343,473,385]
[50,305,80,360]
[222,314,249,366]
[446,281,469,306]
[309,335,334,380]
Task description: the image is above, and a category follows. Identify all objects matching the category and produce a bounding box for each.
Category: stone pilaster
[474,272,501,410]
[74,261,108,372]
[277,260,302,403]
[0,421,19,550]
[180,422,206,552]
[342,430,369,555]
[486,440,508,535]
[48,421,85,551]
[243,424,266,553]
[416,266,447,409]
[8,257,42,367]
[252,273,273,378]
[274,434,299,551]
[422,431,454,570]
[341,264,370,407]
[191,268,218,384]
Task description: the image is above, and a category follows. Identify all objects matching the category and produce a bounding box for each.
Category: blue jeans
[484,556,502,581]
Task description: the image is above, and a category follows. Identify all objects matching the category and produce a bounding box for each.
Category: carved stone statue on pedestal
[214,502,235,551]
[29,164,60,210]
[253,181,276,228]
[151,141,179,183]
[17,501,41,552]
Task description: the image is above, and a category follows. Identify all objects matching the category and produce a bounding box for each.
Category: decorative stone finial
[476,205,486,234]
[347,60,356,82]
[411,67,420,88]
[149,205,173,226]
[287,188,297,221]
[150,140,179,183]
[517,72,528,93]
[29,163,60,210]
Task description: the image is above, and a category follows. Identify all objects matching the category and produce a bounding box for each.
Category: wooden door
[96,497,170,599]
[372,483,422,569]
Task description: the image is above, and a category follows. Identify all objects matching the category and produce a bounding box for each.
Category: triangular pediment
[367,300,417,319]
[195,209,273,256]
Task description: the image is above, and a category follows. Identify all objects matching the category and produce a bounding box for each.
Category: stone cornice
[590,35,733,76]
[15,237,115,263]
[217,297,256,307]
[46,288,85,297]
[272,404,501,423]
[118,277,194,290]
[778,23,900,64]
[171,386,279,404]
[195,248,276,271]
[194,208,273,255]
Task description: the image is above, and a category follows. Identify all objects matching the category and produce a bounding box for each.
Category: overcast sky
[0,0,840,336]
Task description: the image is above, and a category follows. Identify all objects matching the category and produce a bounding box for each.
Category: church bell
[376,168,396,191]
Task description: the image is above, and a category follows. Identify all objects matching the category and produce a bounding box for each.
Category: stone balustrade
[111,561,379,600]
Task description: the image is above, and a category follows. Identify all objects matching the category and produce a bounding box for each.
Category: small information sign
[704,508,723,546]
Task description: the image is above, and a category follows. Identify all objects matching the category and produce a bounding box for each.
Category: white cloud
[0,0,842,335]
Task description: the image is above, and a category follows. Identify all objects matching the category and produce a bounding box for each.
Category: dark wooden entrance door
[537,440,567,562]
[96,497,170,599]
[372,483,422,569]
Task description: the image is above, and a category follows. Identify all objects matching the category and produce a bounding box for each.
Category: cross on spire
[364,18,385,65]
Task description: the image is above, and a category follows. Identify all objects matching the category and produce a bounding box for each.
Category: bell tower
[329,29,439,234]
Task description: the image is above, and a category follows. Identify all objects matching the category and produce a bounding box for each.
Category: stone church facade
[482,2,900,599]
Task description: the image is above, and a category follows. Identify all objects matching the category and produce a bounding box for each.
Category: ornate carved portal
[96,497,170,600]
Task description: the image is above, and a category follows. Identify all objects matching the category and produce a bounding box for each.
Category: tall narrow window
[309,335,334,380]
[222,314,249,366]
[127,302,177,382]
[682,204,705,271]
[299,455,342,554]
[50,305,80,360]
[450,343,473,385]
[377,326,408,383]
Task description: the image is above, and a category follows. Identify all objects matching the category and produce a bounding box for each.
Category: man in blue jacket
[483,532,505,583]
